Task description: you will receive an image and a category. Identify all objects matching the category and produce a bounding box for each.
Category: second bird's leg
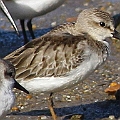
[20,19,29,44]
[27,19,35,39]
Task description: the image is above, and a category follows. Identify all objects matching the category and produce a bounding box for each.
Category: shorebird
[3,0,65,44]
[0,0,19,35]
[0,59,29,119]
[4,8,120,120]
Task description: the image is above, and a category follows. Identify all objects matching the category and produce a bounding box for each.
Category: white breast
[0,80,15,118]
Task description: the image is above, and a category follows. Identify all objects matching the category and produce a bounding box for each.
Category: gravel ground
[0,0,120,120]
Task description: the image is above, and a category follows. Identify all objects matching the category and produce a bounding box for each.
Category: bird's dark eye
[4,70,13,79]
[8,72,13,77]
[100,22,105,27]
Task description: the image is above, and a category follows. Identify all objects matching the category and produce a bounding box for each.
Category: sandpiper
[3,0,65,44]
[4,8,120,120]
[0,0,19,35]
[0,59,29,119]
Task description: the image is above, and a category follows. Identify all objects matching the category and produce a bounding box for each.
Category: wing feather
[5,32,89,80]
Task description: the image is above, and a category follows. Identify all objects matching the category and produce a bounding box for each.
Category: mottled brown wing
[4,33,87,80]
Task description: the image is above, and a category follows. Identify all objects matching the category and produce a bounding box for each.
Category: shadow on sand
[9,100,120,120]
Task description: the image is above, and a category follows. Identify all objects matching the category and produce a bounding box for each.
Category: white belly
[19,51,105,93]
[3,0,64,19]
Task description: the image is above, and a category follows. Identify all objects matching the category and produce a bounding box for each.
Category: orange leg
[48,93,57,120]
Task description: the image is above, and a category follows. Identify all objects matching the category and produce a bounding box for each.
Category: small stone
[51,22,57,27]
[100,7,106,11]
[26,94,32,99]
[62,4,65,7]
[63,114,84,120]
[38,115,48,119]
[105,82,120,95]
[75,8,81,12]
[94,70,99,73]
[75,94,81,100]
[108,78,113,80]
[109,115,115,119]
[66,17,77,22]
[10,25,13,29]
[11,106,20,112]
[70,114,84,120]
[110,82,118,87]
[66,95,71,101]
[21,106,24,109]
[84,90,89,93]
[83,2,89,6]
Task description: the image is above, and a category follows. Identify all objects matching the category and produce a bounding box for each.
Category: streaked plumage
[4,8,120,93]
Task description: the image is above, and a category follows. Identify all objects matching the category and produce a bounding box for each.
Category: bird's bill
[0,0,19,35]
[112,29,120,40]
[14,80,29,94]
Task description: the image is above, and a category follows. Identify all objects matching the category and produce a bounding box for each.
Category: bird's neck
[0,80,14,95]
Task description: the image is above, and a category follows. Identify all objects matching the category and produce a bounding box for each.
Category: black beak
[14,80,29,94]
[112,30,120,40]
[0,0,19,35]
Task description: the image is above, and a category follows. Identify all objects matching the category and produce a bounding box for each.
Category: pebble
[11,106,20,112]
[38,115,48,120]
[66,17,77,22]
[63,114,84,120]
[109,115,116,120]
[20,106,24,109]
[26,94,33,99]
[51,21,57,27]
[83,2,89,6]
[70,114,84,120]
[75,7,81,12]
